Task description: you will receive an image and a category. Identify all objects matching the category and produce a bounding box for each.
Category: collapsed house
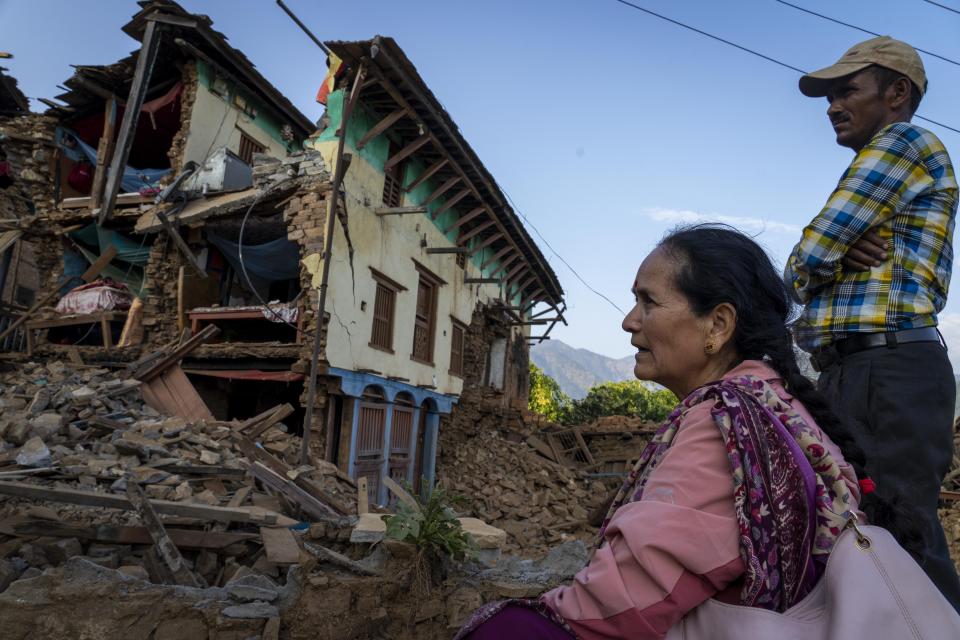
[0,0,566,509]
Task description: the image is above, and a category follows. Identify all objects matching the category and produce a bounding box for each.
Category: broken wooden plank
[303,540,380,576]
[127,482,202,587]
[235,436,351,515]
[260,526,301,564]
[525,435,558,463]
[140,365,215,422]
[244,403,294,439]
[247,461,339,521]
[0,480,278,524]
[8,518,257,550]
[99,18,162,223]
[383,476,421,512]
[357,477,368,515]
[155,464,246,478]
[133,323,220,381]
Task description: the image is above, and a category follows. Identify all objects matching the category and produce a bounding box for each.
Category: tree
[566,380,676,425]
[528,363,571,422]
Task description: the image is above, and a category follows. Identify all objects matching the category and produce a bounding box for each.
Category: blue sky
[2,0,959,363]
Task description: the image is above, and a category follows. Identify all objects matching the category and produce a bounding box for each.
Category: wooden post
[127,482,202,587]
[89,96,117,212]
[357,477,369,515]
[99,19,163,224]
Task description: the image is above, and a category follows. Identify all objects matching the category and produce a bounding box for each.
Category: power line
[610,0,806,74]
[921,0,960,16]
[501,189,626,315]
[610,0,960,136]
[774,1,960,68]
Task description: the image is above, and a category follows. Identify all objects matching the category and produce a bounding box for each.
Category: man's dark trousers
[817,340,960,611]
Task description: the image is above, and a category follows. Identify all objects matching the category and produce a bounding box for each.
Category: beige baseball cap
[799,35,927,98]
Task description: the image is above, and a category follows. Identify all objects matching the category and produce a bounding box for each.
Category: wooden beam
[403,158,448,193]
[127,482,201,587]
[521,287,545,307]
[503,261,527,284]
[0,481,279,525]
[82,244,119,282]
[355,108,408,150]
[489,254,521,278]
[469,232,505,257]
[430,188,470,220]
[374,206,427,216]
[248,461,339,521]
[443,206,486,234]
[421,176,462,208]
[464,277,500,284]
[99,19,162,224]
[383,134,429,172]
[425,247,469,254]
[133,324,220,382]
[89,96,117,211]
[457,220,495,245]
[513,275,537,298]
[9,520,257,550]
[156,211,207,278]
[479,245,514,271]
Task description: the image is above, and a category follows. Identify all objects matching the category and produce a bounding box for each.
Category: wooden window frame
[237,129,266,166]
[369,269,405,354]
[382,140,405,208]
[449,317,467,378]
[410,263,443,366]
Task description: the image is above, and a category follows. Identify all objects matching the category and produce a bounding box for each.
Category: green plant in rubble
[382,483,475,561]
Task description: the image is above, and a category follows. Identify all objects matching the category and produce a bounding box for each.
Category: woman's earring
[704,339,717,355]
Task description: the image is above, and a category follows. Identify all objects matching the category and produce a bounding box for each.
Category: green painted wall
[195,59,300,151]
[318,88,517,298]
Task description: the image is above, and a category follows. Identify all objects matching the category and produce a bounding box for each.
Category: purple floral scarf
[598,374,855,611]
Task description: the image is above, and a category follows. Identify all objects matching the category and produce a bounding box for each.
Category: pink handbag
[666,521,960,639]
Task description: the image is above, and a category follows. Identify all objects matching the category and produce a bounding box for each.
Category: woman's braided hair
[658,224,926,556]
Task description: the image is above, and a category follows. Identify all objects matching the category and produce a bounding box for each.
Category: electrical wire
[921,0,960,15]
[610,0,960,135]
[236,179,316,339]
[501,190,626,315]
[774,0,960,68]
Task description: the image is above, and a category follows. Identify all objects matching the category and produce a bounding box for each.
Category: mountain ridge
[530,339,635,400]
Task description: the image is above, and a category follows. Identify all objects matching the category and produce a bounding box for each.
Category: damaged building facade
[0,1,565,507]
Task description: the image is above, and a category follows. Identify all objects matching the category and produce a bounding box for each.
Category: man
[785,35,960,608]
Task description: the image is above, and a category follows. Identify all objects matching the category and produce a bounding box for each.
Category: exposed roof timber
[355,107,408,150]
[469,232,504,257]
[123,0,313,135]
[341,49,555,304]
[403,158,448,193]
[383,133,429,171]
[457,219,495,245]
[480,245,515,271]
[345,37,562,306]
[430,188,470,220]
[489,254,521,278]
[514,275,537,297]
[521,287,545,307]
[422,175,462,207]
[443,206,485,234]
[502,261,527,284]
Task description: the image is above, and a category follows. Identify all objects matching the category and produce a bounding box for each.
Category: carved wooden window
[370,283,396,352]
[369,270,404,353]
[238,131,265,166]
[382,141,404,207]
[411,277,438,364]
[450,319,466,377]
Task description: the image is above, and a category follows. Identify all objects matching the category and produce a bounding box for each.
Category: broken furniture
[25,311,126,356]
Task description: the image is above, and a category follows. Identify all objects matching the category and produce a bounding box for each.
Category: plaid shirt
[786,122,958,351]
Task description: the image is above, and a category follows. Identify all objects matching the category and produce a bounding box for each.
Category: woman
[456,226,913,639]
